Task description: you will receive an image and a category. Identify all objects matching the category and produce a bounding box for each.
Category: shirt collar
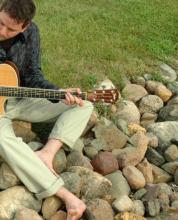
[18,22,32,43]
[20,29,28,42]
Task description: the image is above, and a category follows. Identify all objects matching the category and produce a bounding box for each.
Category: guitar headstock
[87,89,119,104]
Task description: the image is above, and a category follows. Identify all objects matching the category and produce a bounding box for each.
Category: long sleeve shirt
[0,22,59,90]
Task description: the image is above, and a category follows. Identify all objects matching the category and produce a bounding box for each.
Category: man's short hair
[0,0,36,27]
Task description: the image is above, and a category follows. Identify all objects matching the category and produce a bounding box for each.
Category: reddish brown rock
[91,152,119,175]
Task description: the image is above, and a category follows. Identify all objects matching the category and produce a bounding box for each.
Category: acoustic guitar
[0,63,119,116]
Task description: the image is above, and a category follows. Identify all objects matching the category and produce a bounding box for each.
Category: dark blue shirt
[0,22,58,90]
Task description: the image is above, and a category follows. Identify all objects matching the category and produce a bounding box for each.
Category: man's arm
[23,23,83,106]
[23,23,59,90]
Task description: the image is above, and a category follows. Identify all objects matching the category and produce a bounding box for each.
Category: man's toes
[68,209,81,220]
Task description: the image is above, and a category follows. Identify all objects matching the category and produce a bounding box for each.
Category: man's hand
[63,88,84,107]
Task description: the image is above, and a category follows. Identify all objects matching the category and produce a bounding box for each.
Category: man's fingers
[65,92,75,105]
[64,90,83,106]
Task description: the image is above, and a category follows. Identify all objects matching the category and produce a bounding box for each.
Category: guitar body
[0,64,19,116]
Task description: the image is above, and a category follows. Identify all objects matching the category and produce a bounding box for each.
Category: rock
[136,158,154,183]
[131,76,146,87]
[158,193,170,212]
[117,132,148,168]
[49,210,67,220]
[83,146,98,159]
[91,151,119,175]
[101,194,115,205]
[115,119,129,136]
[141,112,158,128]
[159,95,178,121]
[167,81,178,95]
[85,199,114,220]
[142,183,172,203]
[67,151,93,170]
[146,147,165,166]
[145,80,162,94]
[87,139,106,151]
[144,199,161,217]
[130,131,149,149]
[115,100,140,124]
[151,164,172,183]
[146,133,159,148]
[60,172,81,197]
[123,166,146,190]
[122,84,148,102]
[147,212,178,220]
[68,166,112,201]
[174,168,178,185]
[170,192,178,202]
[171,199,178,209]
[155,84,172,102]
[160,63,177,82]
[28,141,43,151]
[147,121,178,152]
[0,186,41,220]
[161,161,178,175]
[116,146,141,168]
[143,184,160,202]
[14,208,43,220]
[53,149,67,174]
[164,144,178,161]
[105,171,130,198]
[12,121,37,143]
[132,200,145,216]
[92,123,128,150]
[42,196,63,220]
[139,95,163,114]
[112,195,133,212]
[0,162,21,189]
[128,123,146,135]
[114,212,147,220]
[133,188,147,200]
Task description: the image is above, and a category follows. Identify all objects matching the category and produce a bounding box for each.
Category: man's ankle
[43,138,63,154]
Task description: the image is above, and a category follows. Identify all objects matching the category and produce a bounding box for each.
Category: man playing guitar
[0,0,94,219]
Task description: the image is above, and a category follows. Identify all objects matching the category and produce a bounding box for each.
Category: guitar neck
[0,86,87,100]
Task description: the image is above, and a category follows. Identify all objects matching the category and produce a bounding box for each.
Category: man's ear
[20,23,30,33]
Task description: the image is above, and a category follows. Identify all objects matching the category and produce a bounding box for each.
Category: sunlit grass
[34,0,178,90]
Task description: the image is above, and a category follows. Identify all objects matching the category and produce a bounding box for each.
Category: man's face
[0,11,27,41]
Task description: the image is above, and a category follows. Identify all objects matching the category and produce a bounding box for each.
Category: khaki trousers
[0,98,93,200]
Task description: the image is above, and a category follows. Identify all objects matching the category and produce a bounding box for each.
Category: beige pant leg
[0,98,93,200]
[0,117,64,200]
[6,98,94,148]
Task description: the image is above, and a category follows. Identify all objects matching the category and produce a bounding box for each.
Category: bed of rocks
[0,62,178,219]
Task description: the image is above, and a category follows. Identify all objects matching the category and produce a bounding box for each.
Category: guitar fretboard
[0,86,87,100]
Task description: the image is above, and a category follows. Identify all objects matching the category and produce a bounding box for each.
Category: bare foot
[35,150,59,176]
[56,187,86,220]
[66,196,86,220]
[35,139,63,176]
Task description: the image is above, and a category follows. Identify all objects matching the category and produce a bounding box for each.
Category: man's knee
[82,101,94,113]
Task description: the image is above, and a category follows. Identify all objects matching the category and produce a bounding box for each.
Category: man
[0,0,93,219]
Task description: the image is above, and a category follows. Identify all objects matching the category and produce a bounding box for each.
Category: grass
[34,0,178,90]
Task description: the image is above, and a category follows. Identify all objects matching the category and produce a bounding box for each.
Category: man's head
[0,0,36,41]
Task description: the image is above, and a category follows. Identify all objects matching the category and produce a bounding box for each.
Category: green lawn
[34,0,178,90]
